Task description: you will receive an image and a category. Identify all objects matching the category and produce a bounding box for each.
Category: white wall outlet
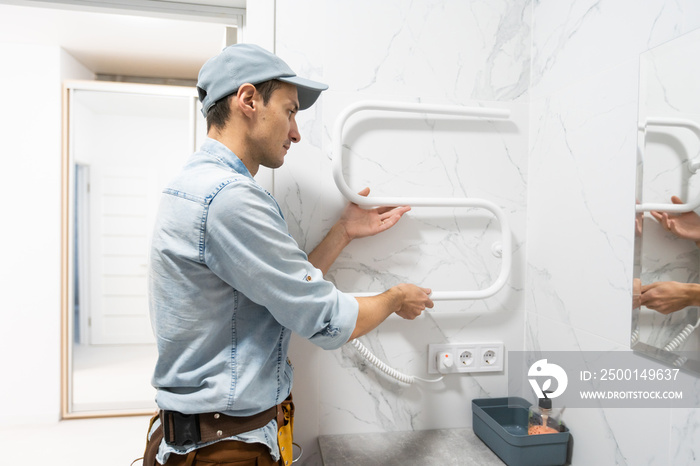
[458,349,474,367]
[428,343,504,374]
[481,345,503,370]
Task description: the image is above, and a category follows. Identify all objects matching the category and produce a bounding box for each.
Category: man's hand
[352,284,434,339]
[309,188,411,274]
[338,187,411,241]
[393,284,434,320]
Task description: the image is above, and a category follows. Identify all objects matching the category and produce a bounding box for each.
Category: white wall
[527,0,700,464]
[275,1,530,464]
[0,44,92,426]
[275,0,700,465]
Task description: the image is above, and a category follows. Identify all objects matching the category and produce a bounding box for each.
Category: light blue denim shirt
[148,138,359,463]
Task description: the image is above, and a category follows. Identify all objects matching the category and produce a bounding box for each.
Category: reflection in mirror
[61,81,206,417]
[633,28,700,375]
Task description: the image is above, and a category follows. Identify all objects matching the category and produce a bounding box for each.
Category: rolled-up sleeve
[203,179,358,350]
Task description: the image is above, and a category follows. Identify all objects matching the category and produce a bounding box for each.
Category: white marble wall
[528,0,700,464]
[276,1,530,464]
[272,0,700,465]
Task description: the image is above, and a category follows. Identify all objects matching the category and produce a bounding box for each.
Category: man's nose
[290,120,301,143]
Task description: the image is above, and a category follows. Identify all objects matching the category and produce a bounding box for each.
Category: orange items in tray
[528,424,559,435]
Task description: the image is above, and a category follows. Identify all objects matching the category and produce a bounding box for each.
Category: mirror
[37,1,243,420]
[633,27,700,374]
[61,81,207,417]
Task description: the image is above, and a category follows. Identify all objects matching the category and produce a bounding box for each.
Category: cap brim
[278,76,329,110]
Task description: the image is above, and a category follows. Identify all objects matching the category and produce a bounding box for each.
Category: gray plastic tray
[472,397,570,466]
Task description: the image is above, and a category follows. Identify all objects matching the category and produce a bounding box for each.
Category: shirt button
[214,413,220,419]
[217,430,223,437]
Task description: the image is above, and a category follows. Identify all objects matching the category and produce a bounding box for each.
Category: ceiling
[0,1,245,80]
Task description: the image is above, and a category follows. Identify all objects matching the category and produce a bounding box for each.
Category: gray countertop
[318,428,505,466]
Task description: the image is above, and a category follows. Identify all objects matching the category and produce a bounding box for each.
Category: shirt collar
[201,137,254,180]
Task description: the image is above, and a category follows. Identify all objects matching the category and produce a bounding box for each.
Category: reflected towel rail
[637,117,700,213]
[331,100,512,300]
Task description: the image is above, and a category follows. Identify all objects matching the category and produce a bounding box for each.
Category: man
[143,44,433,466]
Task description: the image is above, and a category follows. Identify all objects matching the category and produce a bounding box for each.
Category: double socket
[428,342,504,374]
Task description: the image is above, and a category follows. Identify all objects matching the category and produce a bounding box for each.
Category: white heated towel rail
[637,117,700,213]
[332,100,512,300]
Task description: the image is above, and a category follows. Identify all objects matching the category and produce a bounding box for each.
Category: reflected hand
[635,200,643,236]
[633,278,641,309]
[640,281,700,315]
[338,187,411,240]
[650,196,700,246]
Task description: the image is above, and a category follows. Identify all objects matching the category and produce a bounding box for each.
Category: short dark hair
[206,79,284,132]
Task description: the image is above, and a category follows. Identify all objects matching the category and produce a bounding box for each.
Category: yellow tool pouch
[278,395,295,465]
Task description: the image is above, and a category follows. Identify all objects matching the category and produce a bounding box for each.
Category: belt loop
[276,404,284,428]
[184,450,197,466]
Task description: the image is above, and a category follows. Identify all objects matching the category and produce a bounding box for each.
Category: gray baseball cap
[197,43,329,117]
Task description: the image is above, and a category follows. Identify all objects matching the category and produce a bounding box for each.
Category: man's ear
[236,83,257,117]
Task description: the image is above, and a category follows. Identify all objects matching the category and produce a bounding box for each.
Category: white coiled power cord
[350,339,443,385]
[630,327,640,346]
[663,317,700,352]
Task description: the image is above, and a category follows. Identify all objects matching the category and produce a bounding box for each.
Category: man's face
[249,82,301,170]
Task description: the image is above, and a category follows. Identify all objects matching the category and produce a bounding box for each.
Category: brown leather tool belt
[161,405,281,447]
